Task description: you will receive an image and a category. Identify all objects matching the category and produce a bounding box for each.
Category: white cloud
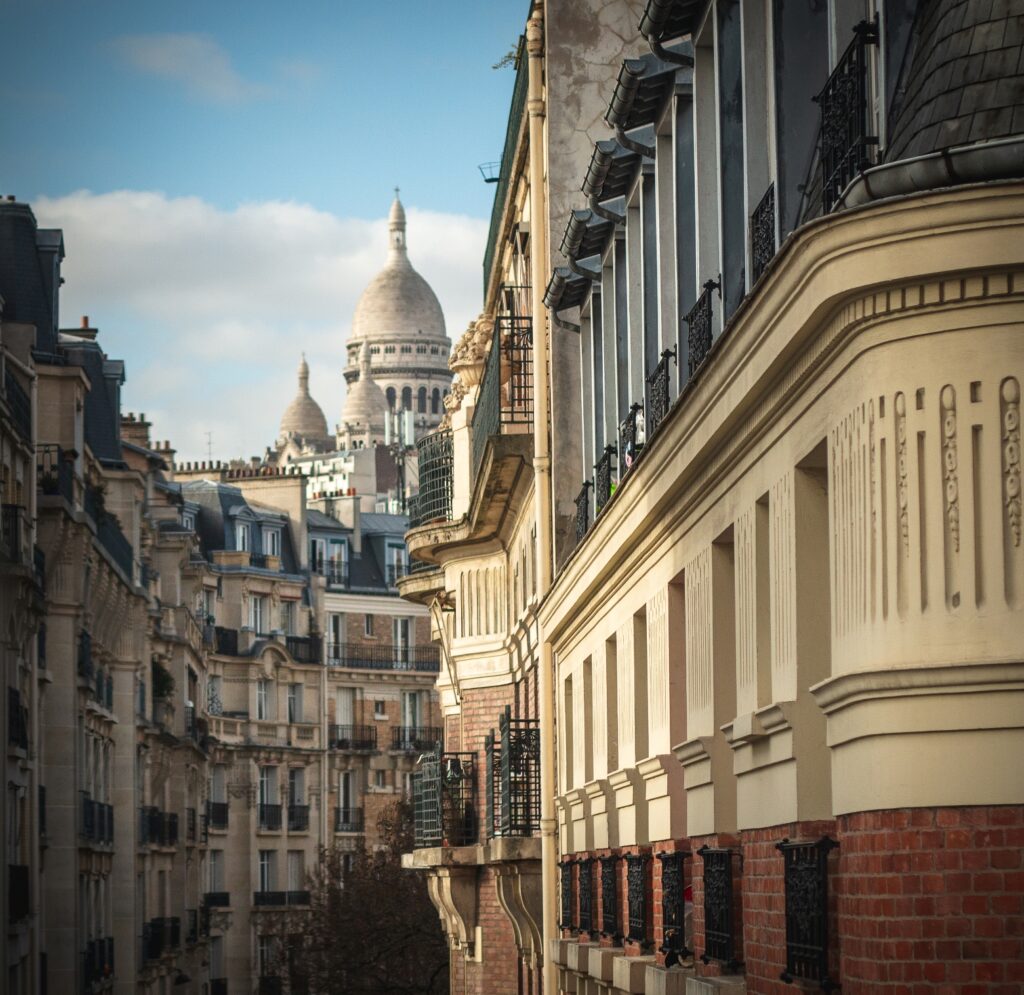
[34,190,485,461]
[112,33,268,104]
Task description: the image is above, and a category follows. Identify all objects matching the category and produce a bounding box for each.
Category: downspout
[525,9,559,995]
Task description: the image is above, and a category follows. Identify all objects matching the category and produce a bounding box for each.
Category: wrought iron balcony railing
[386,562,409,587]
[203,891,230,908]
[258,803,282,831]
[287,804,309,832]
[1,503,28,564]
[559,858,575,931]
[412,429,453,527]
[619,403,645,476]
[391,725,443,752]
[646,349,676,438]
[312,559,350,588]
[329,724,377,751]
[749,183,776,284]
[595,445,616,514]
[686,279,720,376]
[8,686,28,749]
[8,864,29,921]
[206,800,229,830]
[491,707,539,837]
[213,626,239,656]
[37,444,75,504]
[334,806,364,833]
[77,630,92,680]
[285,634,321,664]
[3,366,31,440]
[326,642,440,672]
[816,19,879,212]
[412,746,477,848]
[575,480,592,543]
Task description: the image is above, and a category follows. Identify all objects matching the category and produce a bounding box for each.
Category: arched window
[385,387,396,410]
[431,388,440,414]
[401,386,412,410]
[417,387,427,413]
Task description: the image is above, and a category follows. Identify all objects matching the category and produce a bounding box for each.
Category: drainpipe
[525,9,559,995]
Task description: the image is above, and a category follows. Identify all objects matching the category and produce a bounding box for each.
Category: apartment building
[402,1,1024,995]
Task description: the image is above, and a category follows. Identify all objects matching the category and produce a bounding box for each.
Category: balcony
[334,807,364,833]
[285,634,321,664]
[8,686,28,750]
[412,747,478,848]
[37,444,75,504]
[77,630,93,681]
[329,724,377,751]
[259,978,283,995]
[206,800,229,831]
[1,503,29,565]
[84,487,134,580]
[326,642,440,672]
[287,804,310,832]
[411,429,453,527]
[391,726,443,752]
[8,864,29,921]
[81,937,113,992]
[203,891,230,908]
[258,803,283,831]
[484,707,540,838]
[213,626,239,656]
[312,559,350,589]
[386,562,409,587]
[139,806,177,847]
[210,982,228,995]
[253,891,310,907]
[186,908,199,944]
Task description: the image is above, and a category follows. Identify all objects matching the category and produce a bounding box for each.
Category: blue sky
[1,0,527,458]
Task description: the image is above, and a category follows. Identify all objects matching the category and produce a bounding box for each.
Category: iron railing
[646,349,675,438]
[77,630,92,680]
[329,724,377,750]
[386,562,409,587]
[37,444,74,504]
[626,853,651,948]
[579,857,595,934]
[1,504,27,564]
[778,836,839,990]
[749,183,776,283]
[698,846,739,970]
[285,635,321,664]
[85,488,134,579]
[594,445,616,514]
[8,686,28,749]
[412,746,477,848]
[4,366,31,440]
[412,429,453,527]
[391,726,443,752]
[600,855,621,942]
[619,403,644,476]
[499,707,539,836]
[9,864,29,921]
[472,335,503,486]
[659,851,692,965]
[186,908,199,944]
[485,732,500,838]
[210,980,228,995]
[253,891,310,907]
[206,800,229,830]
[816,20,879,211]
[258,803,282,831]
[204,891,230,908]
[312,559,350,588]
[326,642,440,672]
[334,807,364,833]
[287,804,310,832]
[497,296,534,428]
[575,480,592,543]
[213,626,239,656]
[39,784,46,838]
[559,858,575,931]
[482,38,528,290]
[686,279,720,376]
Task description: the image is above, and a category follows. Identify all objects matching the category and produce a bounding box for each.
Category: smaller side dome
[341,342,388,434]
[279,353,330,442]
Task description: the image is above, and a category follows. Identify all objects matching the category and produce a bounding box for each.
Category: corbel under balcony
[492,853,543,967]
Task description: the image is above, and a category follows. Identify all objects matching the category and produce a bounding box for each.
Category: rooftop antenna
[205,431,213,462]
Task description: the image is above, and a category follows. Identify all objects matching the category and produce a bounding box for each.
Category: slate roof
[58,336,125,466]
[886,0,1024,161]
[0,201,62,356]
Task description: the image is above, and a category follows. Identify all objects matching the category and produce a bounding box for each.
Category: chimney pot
[81,315,89,328]
[6,195,15,202]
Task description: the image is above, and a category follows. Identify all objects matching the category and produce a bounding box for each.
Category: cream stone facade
[402,2,1024,995]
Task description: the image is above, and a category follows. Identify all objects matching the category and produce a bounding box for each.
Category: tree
[262,799,449,995]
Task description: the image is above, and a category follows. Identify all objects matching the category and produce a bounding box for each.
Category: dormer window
[181,512,195,531]
[263,528,281,558]
[236,522,250,551]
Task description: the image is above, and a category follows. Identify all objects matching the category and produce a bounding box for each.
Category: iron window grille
[8,687,28,749]
[658,851,692,966]
[750,183,777,284]
[646,349,676,438]
[575,480,592,543]
[285,635,321,664]
[413,429,454,527]
[816,19,879,212]
[625,853,651,948]
[206,800,229,830]
[619,403,645,476]
[685,279,721,376]
[559,859,574,931]
[578,858,596,934]
[258,803,282,831]
[600,855,622,943]
[411,746,477,848]
[287,804,310,832]
[595,445,616,514]
[777,836,840,991]
[334,807,364,833]
[698,846,740,971]
[499,706,540,836]
[485,732,500,839]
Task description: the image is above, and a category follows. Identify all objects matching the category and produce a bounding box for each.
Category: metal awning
[606,53,682,132]
[639,0,705,42]
[582,140,641,203]
[544,268,595,313]
[560,209,615,263]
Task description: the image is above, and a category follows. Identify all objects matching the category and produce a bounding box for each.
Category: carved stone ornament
[895,391,909,554]
[941,385,960,553]
[1003,377,1021,546]
[449,314,494,388]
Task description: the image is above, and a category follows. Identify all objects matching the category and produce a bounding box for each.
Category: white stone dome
[279,354,329,441]
[350,194,446,343]
[341,341,387,432]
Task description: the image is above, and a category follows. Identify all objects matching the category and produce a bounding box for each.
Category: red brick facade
[559,805,1024,994]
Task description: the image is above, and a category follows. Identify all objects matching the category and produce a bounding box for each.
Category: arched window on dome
[431,388,440,414]
[385,345,396,355]
[386,387,396,410]
[401,345,412,354]
[417,387,427,413]
[416,345,427,354]
[401,386,413,411]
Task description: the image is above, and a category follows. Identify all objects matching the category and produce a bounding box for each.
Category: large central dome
[350,197,446,342]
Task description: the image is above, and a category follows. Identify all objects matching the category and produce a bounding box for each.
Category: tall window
[279,601,294,634]
[249,595,266,633]
[329,613,344,660]
[401,690,421,730]
[235,521,249,551]
[431,388,440,414]
[259,766,277,805]
[264,528,281,557]
[288,851,305,891]
[209,849,224,891]
[309,537,326,572]
[258,850,276,892]
[210,765,226,803]
[339,770,353,810]
[287,683,302,724]
[257,679,270,720]
[401,386,412,410]
[393,617,410,664]
[417,386,427,413]
[364,614,374,638]
[288,767,304,805]
[385,386,396,409]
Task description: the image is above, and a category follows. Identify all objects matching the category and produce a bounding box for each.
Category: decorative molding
[895,391,910,555]
[941,384,960,553]
[1002,377,1021,547]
